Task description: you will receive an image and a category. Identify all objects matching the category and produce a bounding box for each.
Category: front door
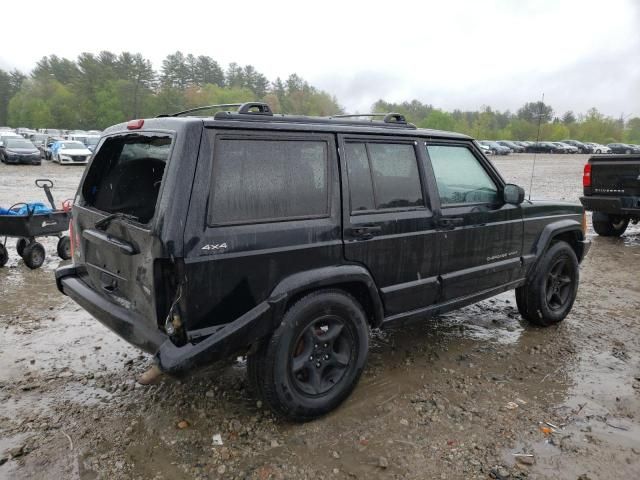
[339,135,440,316]
[424,142,524,301]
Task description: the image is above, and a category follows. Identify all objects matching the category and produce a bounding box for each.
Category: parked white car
[51,140,92,165]
[586,142,612,154]
[477,142,493,155]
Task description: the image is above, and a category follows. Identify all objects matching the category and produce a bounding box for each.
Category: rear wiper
[95,212,139,230]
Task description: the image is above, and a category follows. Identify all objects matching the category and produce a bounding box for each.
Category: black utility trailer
[0,179,71,269]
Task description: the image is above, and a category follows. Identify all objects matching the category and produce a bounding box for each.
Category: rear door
[76,131,176,325]
[424,142,524,301]
[339,135,440,316]
[182,129,342,332]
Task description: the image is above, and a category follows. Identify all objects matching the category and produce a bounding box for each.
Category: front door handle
[350,225,382,240]
[437,217,464,230]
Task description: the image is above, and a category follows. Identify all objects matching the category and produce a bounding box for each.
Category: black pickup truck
[581,155,640,236]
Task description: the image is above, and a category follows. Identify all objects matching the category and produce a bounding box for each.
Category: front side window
[209,139,328,224]
[426,145,498,205]
[345,141,424,212]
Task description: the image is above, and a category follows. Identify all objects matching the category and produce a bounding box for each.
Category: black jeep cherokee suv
[56,102,590,421]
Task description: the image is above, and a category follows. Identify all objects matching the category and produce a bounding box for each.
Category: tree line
[373,100,640,144]
[0,51,341,130]
[0,51,638,144]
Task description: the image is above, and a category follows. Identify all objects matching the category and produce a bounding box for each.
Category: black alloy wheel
[289,315,353,396]
[544,257,575,311]
[247,289,369,421]
[515,241,579,326]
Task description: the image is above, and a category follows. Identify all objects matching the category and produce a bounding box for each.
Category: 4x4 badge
[201,242,228,252]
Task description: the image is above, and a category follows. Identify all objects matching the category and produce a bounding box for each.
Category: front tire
[516,241,579,326]
[248,290,369,421]
[592,212,629,237]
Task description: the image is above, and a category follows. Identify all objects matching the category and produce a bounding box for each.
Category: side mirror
[504,184,525,205]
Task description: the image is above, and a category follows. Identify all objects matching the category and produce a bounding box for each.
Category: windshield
[85,136,99,146]
[6,139,35,149]
[60,141,86,150]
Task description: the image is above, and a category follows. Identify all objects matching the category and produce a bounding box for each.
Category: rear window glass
[209,139,328,224]
[82,134,171,224]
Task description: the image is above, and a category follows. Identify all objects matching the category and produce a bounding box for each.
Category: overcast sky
[2,0,638,118]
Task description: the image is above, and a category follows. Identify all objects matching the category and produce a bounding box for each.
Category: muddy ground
[1,154,639,480]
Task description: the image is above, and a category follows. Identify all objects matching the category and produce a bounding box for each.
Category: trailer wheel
[0,244,8,267]
[57,236,71,260]
[16,238,30,257]
[23,242,45,269]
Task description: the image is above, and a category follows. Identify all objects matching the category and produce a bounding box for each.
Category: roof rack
[331,112,409,125]
[158,102,273,118]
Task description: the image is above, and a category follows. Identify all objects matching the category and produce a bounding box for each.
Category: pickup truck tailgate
[590,156,640,196]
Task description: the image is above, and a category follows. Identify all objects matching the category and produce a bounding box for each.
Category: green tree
[418,109,456,131]
[517,101,553,123]
[625,117,640,144]
[562,110,576,124]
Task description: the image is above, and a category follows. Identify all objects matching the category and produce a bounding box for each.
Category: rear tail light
[69,217,81,260]
[69,220,75,259]
[582,163,591,187]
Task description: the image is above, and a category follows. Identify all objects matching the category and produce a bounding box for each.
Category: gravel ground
[0,154,639,480]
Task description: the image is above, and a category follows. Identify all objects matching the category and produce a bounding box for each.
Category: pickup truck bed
[580,155,640,236]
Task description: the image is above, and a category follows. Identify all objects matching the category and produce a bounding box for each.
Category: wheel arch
[269,265,385,328]
[533,219,586,268]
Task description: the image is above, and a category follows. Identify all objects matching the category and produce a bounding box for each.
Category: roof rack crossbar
[158,102,273,118]
[332,113,388,118]
[332,112,408,124]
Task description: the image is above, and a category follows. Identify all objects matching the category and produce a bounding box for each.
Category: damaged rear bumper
[56,265,166,354]
[55,265,280,374]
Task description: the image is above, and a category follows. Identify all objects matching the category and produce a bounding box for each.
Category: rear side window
[345,141,424,212]
[209,139,328,225]
[82,134,171,224]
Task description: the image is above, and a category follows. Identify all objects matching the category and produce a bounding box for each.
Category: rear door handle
[350,225,382,240]
[437,217,464,230]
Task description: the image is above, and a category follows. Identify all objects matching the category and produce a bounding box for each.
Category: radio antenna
[528,92,544,201]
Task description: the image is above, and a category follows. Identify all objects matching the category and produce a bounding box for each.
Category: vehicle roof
[104,113,472,141]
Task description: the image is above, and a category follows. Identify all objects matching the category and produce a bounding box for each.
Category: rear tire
[592,212,629,237]
[23,242,45,269]
[247,290,369,421]
[57,236,71,260]
[516,241,579,326]
[0,244,8,267]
